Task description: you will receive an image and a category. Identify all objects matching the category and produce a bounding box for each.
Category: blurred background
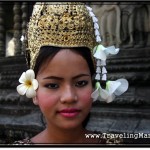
[0,2,150,144]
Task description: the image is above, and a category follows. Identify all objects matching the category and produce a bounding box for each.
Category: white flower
[16,69,38,98]
[91,79,129,103]
[93,44,119,61]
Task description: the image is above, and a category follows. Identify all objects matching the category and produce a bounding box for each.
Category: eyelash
[75,80,88,87]
[44,80,88,89]
[45,83,59,89]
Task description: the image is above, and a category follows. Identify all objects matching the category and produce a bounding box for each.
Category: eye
[45,83,59,89]
[75,80,88,87]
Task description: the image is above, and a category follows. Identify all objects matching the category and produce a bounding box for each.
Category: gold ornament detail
[27,2,97,69]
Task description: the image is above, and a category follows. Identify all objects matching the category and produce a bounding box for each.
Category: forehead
[37,49,90,77]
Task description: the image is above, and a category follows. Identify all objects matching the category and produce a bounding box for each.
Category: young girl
[15,2,128,144]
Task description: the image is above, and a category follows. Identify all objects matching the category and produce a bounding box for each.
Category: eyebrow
[43,74,90,80]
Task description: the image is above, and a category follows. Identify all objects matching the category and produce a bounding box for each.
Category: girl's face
[34,49,93,130]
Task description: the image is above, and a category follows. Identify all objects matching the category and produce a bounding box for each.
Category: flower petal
[101,60,106,66]
[91,82,100,101]
[97,44,106,51]
[104,46,119,56]
[32,79,38,90]
[106,80,121,94]
[25,69,35,80]
[96,60,101,66]
[26,87,36,98]
[95,29,100,36]
[86,6,92,11]
[94,23,99,29]
[16,84,28,96]
[94,48,106,60]
[92,16,98,22]
[102,74,107,81]
[19,72,26,83]
[89,11,95,17]
[91,89,99,102]
[106,94,115,103]
[102,67,107,74]
[114,79,129,96]
[96,67,101,73]
[96,36,101,42]
[99,87,109,100]
[95,73,101,80]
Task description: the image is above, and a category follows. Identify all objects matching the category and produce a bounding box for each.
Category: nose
[60,86,77,103]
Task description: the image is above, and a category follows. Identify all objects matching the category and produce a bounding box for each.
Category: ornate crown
[27,2,97,69]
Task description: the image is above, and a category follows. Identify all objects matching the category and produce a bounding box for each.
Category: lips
[58,108,81,118]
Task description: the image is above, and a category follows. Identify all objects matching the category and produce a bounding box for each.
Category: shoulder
[13,138,33,145]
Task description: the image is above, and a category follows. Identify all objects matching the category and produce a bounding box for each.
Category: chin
[58,120,83,130]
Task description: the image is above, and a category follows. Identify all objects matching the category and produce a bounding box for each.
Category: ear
[33,96,39,105]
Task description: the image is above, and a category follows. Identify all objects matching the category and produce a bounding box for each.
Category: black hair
[34,46,95,81]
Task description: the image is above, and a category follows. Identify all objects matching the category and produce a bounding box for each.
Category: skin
[31,49,96,143]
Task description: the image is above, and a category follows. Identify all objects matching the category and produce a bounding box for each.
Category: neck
[32,124,87,144]
[47,124,86,143]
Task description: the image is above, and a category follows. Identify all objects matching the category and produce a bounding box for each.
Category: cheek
[79,88,93,107]
[36,90,58,113]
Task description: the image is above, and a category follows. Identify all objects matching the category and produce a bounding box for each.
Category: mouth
[58,108,81,118]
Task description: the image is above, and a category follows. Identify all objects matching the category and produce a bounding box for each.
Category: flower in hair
[93,44,119,81]
[93,44,119,61]
[86,5,101,42]
[85,5,129,103]
[91,79,129,103]
[16,69,38,98]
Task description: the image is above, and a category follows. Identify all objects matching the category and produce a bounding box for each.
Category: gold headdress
[27,2,97,69]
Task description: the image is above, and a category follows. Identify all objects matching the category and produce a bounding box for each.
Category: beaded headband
[17,2,128,102]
